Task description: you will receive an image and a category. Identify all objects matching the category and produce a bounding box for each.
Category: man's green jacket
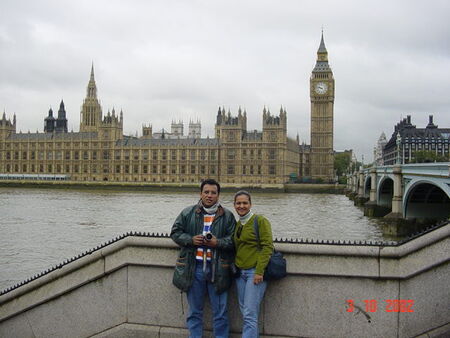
[170,203,236,294]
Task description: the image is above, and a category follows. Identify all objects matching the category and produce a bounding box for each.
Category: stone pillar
[391,165,403,215]
[353,174,358,193]
[355,170,369,206]
[369,168,377,202]
[358,171,364,197]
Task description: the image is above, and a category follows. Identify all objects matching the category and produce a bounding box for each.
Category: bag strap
[252,215,262,251]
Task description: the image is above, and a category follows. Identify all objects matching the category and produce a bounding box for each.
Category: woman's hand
[253,274,264,284]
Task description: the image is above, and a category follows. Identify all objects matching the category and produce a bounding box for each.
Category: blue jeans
[186,262,229,338]
[235,268,267,338]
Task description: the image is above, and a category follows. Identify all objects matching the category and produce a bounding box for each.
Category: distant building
[383,115,450,165]
[373,132,387,166]
[152,120,201,140]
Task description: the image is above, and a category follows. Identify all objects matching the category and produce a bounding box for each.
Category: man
[171,179,236,338]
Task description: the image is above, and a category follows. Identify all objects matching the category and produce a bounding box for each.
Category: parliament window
[162,150,167,160]
[116,165,121,173]
[227,150,235,160]
[134,165,139,174]
[134,151,139,160]
[162,165,167,174]
[181,165,186,174]
[171,150,177,160]
[227,165,234,175]
[125,165,130,174]
[143,165,148,174]
[22,152,27,160]
[152,150,158,160]
[152,165,157,174]
[190,165,196,174]
[190,150,196,160]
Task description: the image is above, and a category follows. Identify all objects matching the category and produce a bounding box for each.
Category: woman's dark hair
[234,190,251,203]
[200,178,221,194]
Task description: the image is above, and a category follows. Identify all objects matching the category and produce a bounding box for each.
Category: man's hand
[192,235,204,246]
[253,274,264,284]
[203,235,218,248]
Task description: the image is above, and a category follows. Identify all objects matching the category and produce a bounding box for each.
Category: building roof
[116,137,219,147]
[8,132,98,141]
[385,116,450,149]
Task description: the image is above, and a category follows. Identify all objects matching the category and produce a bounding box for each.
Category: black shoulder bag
[253,216,287,280]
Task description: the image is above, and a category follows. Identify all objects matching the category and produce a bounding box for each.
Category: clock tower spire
[310,31,335,181]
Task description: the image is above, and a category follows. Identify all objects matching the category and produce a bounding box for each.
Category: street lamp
[396,133,402,165]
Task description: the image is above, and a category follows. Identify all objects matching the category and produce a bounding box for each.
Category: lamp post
[396,133,402,165]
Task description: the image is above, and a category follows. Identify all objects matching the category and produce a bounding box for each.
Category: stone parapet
[1,223,449,338]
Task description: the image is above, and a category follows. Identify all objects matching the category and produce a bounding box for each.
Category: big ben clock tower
[310,32,335,181]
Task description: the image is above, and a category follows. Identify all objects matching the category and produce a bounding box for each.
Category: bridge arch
[403,180,450,219]
[377,176,394,209]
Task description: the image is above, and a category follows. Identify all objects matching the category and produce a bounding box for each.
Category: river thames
[0,187,394,291]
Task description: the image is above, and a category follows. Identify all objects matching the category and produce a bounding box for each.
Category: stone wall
[0,224,449,338]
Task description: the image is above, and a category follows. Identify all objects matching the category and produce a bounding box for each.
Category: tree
[411,150,448,163]
[334,152,351,177]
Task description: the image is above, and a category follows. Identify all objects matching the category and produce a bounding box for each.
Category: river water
[0,187,392,291]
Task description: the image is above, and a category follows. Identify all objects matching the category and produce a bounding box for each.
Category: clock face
[315,82,328,94]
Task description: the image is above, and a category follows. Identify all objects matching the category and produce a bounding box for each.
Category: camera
[204,232,213,241]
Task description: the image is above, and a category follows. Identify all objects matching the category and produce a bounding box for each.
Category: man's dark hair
[200,179,221,194]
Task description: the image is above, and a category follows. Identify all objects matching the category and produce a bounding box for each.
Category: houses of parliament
[0,34,335,185]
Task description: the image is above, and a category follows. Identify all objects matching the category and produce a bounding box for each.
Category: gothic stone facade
[0,35,334,184]
[0,70,300,185]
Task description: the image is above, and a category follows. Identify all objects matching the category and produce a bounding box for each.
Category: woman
[233,190,274,338]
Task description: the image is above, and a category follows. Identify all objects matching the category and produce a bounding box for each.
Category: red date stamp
[346,299,414,313]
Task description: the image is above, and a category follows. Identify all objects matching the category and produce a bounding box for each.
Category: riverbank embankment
[0,180,345,193]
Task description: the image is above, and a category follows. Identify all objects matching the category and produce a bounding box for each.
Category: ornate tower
[55,100,68,133]
[310,32,335,181]
[80,64,102,132]
[44,108,55,133]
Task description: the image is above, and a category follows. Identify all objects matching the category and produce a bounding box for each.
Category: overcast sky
[1,0,449,162]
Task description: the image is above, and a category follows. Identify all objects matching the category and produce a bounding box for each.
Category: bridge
[346,163,450,233]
